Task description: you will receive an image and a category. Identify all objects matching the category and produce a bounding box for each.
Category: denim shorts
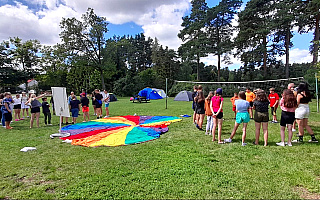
[71,108,79,118]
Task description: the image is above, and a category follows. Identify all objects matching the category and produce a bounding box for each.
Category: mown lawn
[0,97,319,199]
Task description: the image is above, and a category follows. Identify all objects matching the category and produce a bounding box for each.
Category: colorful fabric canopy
[60,115,181,147]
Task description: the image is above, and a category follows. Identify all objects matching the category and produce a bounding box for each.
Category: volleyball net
[169,77,305,97]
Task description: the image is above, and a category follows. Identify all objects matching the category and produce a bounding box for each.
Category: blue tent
[138,88,163,100]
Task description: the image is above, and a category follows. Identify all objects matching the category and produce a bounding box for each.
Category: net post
[316,73,319,113]
[166,78,168,109]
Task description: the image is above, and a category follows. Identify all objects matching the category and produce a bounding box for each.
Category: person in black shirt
[94,89,103,119]
[80,93,90,122]
[69,96,81,124]
[42,97,52,125]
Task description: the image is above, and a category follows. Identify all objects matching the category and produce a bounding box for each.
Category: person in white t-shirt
[13,94,22,121]
[21,92,30,118]
[103,90,110,118]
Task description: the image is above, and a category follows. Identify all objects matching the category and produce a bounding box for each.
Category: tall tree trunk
[197,53,200,81]
[217,54,221,82]
[313,14,320,64]
[100,69,105,90]
[285,29,290,78]
[263,36,267,76]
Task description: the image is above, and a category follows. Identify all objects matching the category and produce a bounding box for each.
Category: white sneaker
[205,132,208,135]
[224,138,232,143]
[242,143,247,146]
[276,142,285,146]
[292,128,296,132]
[48,124,52,126]
[287,143,292,147]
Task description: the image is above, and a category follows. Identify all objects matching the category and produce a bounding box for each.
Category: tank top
[299,93,311,104]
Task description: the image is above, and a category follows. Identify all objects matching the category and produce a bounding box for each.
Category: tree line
[0,1,319,96]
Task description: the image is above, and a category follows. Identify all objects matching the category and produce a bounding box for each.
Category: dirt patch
[295,187,320,199]
[18,176,35,184]
[45,188,55,193]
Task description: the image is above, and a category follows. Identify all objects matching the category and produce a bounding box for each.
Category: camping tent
[109,93,117,102]
[174,91,193,101]
[138,88,163,100]
[101,92,118,102]
[152,88,167,98]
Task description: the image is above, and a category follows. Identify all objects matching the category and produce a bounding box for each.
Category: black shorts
[31,107,40,113]
[92,100,96,106]
[95,102,102,108]
[271,107,278,115]
[280,111,295,127]
[195,106,206,114]
[14,104,21,109]
[249,102,253,108]
[214,112,223,119]
[4,112,12,122]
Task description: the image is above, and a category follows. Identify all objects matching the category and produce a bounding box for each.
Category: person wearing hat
[210,88,224,144]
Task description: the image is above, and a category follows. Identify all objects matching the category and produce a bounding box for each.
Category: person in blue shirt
[224,91,251,146]
[2,92,13,129]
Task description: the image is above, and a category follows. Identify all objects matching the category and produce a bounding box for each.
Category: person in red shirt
[268,88,279,123]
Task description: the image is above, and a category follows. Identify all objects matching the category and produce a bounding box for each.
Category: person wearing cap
[80,93,90,122]
[245,88,255,119]
[268,88,279,123]
[210,88,224,144]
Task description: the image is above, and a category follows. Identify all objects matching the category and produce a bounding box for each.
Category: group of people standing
[0,89,112,129]
[192,82,318,146]
[0,92,50,129]
[62,89,111,124]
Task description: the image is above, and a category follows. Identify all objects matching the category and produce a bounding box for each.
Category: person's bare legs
[17,109,21,119]
[287,124,293,144]
[280,126,286,143]
[296,119,304,136]
[30,113,35,128]
[198,114,205,129]
[217,118,223,143]
[230,122,240,139]
[254,122,261,145]
[212,117,218,141]
[262,122,268,146]
[302,118,314,135]
[35,112,40,128]
[242,123,248,144]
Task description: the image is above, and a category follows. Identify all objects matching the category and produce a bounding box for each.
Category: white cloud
[0,0,189,49]
[278,48,313,64]
[0,2,79,45]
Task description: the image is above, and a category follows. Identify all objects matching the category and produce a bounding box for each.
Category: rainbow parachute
[60,115,181,147]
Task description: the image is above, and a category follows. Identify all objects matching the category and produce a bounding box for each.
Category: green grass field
[1,97,320,199]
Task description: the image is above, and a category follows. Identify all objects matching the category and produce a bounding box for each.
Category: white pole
[166,78,168,109]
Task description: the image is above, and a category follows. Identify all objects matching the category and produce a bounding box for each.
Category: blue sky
[0,0,314,70]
